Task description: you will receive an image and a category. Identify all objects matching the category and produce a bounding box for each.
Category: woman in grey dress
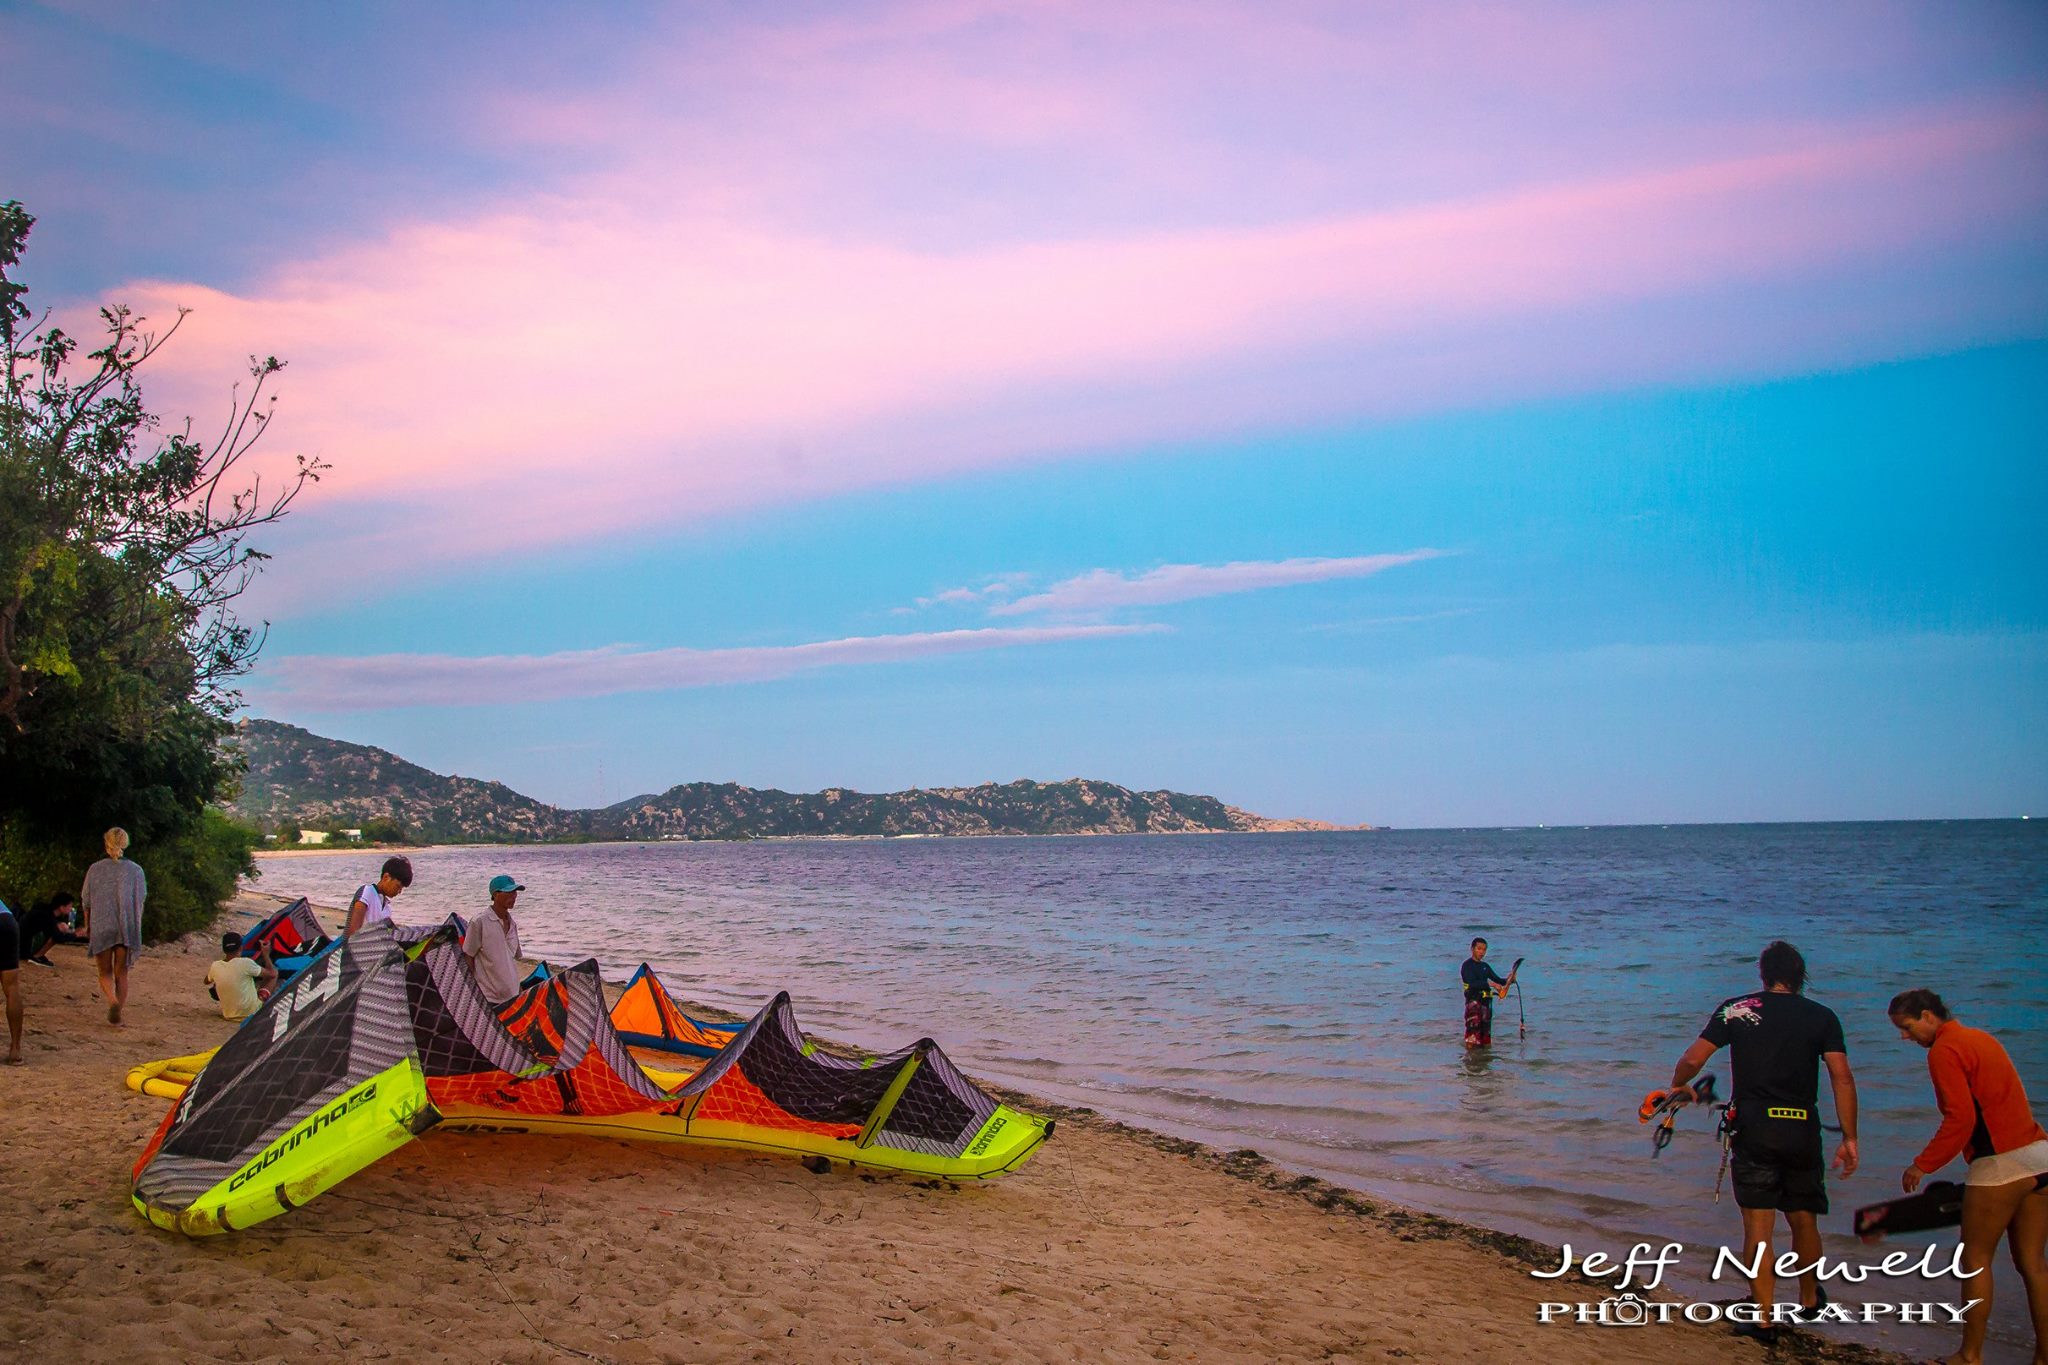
[82,826,147,1024]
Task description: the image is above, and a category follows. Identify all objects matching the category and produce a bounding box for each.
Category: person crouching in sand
[1668,940,1858,1343]
[206,932,278,1022]
[82,827,147,1025]
[1890,988,2048,1365]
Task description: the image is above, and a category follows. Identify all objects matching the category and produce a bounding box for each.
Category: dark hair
[1758,940,1807,993]
[221,931,243,952]
[1471,936,1488,949]
[1887,988,1950,1021]
[381,855,414,888]
[49,890,75,908]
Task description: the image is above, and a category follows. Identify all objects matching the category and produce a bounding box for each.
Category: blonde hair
[104,826,130,856]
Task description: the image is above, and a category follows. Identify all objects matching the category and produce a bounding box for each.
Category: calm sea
[251,821,2048,1360]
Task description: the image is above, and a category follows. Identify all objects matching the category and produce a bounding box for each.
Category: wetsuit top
[1461,958,1507,1003]
[1699,991,1844,1116]
[1914,1020,2048,1172]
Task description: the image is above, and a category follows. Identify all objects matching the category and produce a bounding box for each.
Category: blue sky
[7,2,2045,823]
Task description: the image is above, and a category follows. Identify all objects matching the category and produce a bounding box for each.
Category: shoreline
[0,888,1900,1363]
[248,827,1373,856]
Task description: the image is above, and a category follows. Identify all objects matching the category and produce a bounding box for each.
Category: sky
[5,0,2046,825]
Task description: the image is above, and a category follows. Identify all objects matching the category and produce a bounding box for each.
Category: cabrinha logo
[1530,1240,1976,1328]
[226,1083,379,1192]
[967,1115,1009,1157]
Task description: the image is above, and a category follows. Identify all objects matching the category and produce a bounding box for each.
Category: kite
[129,920,1051,1235]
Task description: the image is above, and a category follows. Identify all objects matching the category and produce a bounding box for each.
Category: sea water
[251,820,2047,1360]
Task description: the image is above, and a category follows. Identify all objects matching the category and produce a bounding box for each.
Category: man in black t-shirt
[1459,937,1515,1048]
[1669,940,1859,1339]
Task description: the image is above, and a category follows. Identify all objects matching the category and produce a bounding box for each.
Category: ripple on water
[248,822,2048,1355]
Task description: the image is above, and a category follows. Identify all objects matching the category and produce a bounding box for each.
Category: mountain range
[225,719,1358,843]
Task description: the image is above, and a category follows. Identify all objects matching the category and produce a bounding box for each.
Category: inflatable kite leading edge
[128,920,1052,1235]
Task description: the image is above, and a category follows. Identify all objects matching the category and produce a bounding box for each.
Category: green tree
[0,202,319,939]
[357,816,408,845]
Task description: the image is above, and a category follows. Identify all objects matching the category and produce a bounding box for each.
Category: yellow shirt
[207,957,263,1020]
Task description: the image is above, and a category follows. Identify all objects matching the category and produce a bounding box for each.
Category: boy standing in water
[1460,937,1515,1047]
[1668,940,1858,1342]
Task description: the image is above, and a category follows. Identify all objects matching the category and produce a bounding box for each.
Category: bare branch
[0,202,321,728]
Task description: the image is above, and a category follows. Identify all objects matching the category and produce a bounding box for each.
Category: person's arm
[255,949,278,994]
[1905,1042,1974,1189]
[78,875,92,938]
[462,920,483,957]
[1824,1051,1858,1177]
[344,892,368,938]
[1670,1038,1717,1100]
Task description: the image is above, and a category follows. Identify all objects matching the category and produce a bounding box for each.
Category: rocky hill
[598,778,1311,840]
[226,720,589,843]
[227,719,1356,843]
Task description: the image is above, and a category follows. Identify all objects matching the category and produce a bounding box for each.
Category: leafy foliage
[0,200,322,727]
[355,816,410,844]
[133,809,262,942]
[0,202,315,939]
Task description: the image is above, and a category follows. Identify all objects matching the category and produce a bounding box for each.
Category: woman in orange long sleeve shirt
[1890,989,2048,1365]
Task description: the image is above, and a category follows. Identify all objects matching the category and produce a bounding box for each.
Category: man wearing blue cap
[464,874,524,1010]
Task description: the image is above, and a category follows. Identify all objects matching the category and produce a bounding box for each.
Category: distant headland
[227,719,1366,845]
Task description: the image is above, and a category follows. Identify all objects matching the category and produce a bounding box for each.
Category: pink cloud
[259,622,1165,711]
[44,3,2041,601]
[905,573,1035,612]
[991,552,1444,616]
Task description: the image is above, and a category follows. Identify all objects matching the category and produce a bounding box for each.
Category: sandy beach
[1,892,1901,1364]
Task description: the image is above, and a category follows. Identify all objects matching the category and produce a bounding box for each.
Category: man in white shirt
[464,874,524,1009]
[344,855,413,937]
[205,932,279,1021]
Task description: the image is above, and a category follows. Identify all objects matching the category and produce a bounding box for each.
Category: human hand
[1901,1164,1923,1194]
[1832,1138,1858,1178]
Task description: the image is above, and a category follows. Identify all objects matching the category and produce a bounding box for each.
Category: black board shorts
[0,913,18,973]
[1731,1128,1828,1214]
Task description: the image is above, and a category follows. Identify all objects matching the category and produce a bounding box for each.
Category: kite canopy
[236,896,328,963]
[608,964,743,1056]
[130,920,1051,1235]
[133,920,431,1235]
